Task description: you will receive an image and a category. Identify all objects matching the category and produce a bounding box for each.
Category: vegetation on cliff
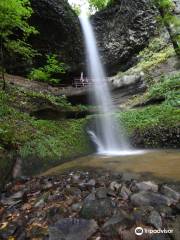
[0,0,37,88]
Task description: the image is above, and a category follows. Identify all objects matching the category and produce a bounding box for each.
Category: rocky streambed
[0,169,180,240]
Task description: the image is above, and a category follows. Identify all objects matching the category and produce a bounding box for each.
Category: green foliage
[29,54,67,84]
[154,0,180,54]
[118,105,180,134]
[165,91,180,107]
[0,88,92,174]
[147,73,180,99]
[88,0,113,10]
[126,72,180,108]
[71,3,81,16]
[0,0,37,58]
[116,35,175,85]
[29,69,50,82]
[20,119,91,161]
[137,43,175,73]
[154,0,174,9]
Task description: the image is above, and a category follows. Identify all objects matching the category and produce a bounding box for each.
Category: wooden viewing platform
[72,78,94,88]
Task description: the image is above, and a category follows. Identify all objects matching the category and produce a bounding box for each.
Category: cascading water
[79,14,131,155]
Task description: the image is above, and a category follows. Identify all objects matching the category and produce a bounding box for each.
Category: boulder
[91,0,157,74]
[135,181,158,192]
[147,210,162,229]
[49,218,98,240]
[80,199,114,220]
[160,185,180,202]
[102,211,134,237]
[131,191,174,206]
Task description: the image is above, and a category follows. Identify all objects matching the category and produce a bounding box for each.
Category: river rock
[96,187,108,199]
[160,185,180,202]
[49,218,98,240]
[84,192,96,202]
[131,191,173,206]
[157,205,173,218]
[110,181,121,191]
[147,210,162,229]
[102,211,134,237]
[80,199,114,220]
[71,203,83,212]
[34,198,45,208]
[1,191,24,206]
[132,206,154,223]
[135,181,158,192]
[86,179,96,187]
[72,174,80,183]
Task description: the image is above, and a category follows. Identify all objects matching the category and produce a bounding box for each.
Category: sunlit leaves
[88,0,112,10]
[0,0,37,66]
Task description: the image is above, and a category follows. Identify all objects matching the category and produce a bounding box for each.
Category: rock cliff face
[6,0,83,76]
[91,0,157,75]
[30,0,83,74]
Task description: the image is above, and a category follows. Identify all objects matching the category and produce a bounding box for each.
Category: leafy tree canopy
[0,0,37,59]
[88,0,113,10]
[71,3,81,16]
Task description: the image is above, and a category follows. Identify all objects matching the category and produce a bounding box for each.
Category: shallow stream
[44,149,180,182]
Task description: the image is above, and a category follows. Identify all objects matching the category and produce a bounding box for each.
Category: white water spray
[79,14,132,155]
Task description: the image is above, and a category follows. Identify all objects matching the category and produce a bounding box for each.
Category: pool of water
[44,149,180,181]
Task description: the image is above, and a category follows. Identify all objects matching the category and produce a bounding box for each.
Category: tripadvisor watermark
[135,227,173,236]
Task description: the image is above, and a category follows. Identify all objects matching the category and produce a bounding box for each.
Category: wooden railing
[72,78,94,88]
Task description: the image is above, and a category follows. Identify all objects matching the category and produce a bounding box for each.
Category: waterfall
[79,14,131,155]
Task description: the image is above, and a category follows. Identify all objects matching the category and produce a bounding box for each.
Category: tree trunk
[158,7,180,57]
[0,37,6,90]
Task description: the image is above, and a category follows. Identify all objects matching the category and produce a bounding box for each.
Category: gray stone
[10,191,24,199]
[49,218,98,240]
[109,73,144,89]
[96,187,108,199]
[147,210,162,229]
[157,206,172,218]
[72,174,80,183]
[160,185,180,202]
[132,206,154,223]
[86,179,96,187]
[34,198,45,208]
[135,181,158,192]
[109,181,121,191]
[131,191,173,206]
[71,203,83,212]
[80,199,114,220]
[84,193,96,203]
[102,211,134,237]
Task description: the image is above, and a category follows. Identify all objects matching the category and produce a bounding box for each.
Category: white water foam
[79,13,138,156]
